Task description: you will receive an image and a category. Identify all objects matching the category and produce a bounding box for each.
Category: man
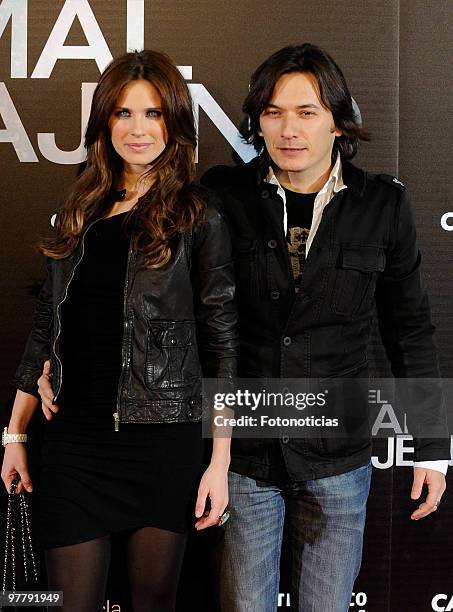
[201,44,450,611]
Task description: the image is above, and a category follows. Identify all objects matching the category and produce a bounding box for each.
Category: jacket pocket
[145,320,201,389]
[331,245,385,316]
[318,434,371,459]
[315,363,371,457]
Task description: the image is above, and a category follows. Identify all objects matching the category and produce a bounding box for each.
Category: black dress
[36,213,205,549]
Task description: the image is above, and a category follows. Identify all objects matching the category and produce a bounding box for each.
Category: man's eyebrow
[264,103,321,110]
[297,103,320,109]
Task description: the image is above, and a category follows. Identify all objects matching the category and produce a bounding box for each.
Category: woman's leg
[45,535,111,612]
[125,526,188,612]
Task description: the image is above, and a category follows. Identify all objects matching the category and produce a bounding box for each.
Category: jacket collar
[247,154,367,198]
[339,159,367,197]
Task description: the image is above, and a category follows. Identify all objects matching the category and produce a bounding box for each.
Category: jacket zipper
[114,245,134,431]
[53,218,102,402]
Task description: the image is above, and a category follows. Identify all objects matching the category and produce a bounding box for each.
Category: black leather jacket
[14,190,238,428]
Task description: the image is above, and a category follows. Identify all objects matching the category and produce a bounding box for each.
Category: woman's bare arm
[1,390,39,493]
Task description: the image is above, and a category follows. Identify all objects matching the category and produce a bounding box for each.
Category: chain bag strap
[2,475,39,593]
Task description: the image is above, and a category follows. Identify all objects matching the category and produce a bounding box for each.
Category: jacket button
[187,408,202,422]
[282,435,289,444]
[270,291,280,300]
[283,336,291,346]
[261,189,270,199]
[268,239,277,249]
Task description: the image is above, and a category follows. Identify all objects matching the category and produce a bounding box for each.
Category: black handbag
[2,475,39,592]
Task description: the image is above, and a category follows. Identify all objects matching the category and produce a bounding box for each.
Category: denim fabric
[220,462,372,612]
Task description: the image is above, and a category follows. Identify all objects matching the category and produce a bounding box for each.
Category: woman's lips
[126,143,151,151]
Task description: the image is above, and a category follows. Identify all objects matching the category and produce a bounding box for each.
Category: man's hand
[37,360,59,420]
[410,467,446,520]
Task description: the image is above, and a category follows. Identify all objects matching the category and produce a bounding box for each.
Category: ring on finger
[218,510,230,526]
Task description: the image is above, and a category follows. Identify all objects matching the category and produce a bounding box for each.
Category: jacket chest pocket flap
[331,245,386,316]
[145,320,200,389]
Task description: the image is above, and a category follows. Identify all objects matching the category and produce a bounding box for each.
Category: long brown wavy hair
[40,50,204,268]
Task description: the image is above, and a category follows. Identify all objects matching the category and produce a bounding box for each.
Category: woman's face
[109,79,168,175]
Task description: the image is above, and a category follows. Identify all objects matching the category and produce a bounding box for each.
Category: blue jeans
[219,462,372,612]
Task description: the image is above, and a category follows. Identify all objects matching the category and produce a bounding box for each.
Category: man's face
[259,72,341,183]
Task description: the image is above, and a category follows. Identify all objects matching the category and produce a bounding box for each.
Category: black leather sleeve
[191,192,238,379]
[13,258,53,397]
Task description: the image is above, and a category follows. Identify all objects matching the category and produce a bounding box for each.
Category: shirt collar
[264,154,346,243]
[265,154,345,195]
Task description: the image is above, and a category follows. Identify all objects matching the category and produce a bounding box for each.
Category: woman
[1,50,236,612]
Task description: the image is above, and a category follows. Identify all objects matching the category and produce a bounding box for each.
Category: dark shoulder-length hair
[41,49,204,268]
[242,43,370,163]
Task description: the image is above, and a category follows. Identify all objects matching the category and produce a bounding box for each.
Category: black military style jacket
[202,157,450,481]
[14,189,238,429]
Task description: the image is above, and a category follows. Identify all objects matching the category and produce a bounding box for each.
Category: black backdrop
[1,2,452,610]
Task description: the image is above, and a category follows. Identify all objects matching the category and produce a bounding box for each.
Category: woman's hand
[38,360,59,420]
[194,462,229,531]
[1,443,32,494]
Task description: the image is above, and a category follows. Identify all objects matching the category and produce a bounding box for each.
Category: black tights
[45,527,187,612]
